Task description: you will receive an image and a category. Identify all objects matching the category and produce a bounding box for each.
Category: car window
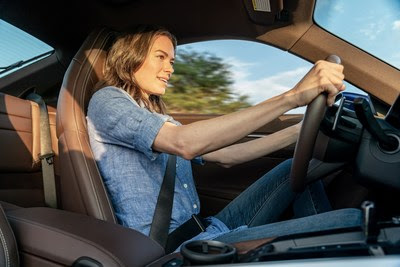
[0,19,54,78]
[314,0,400,70]
[165,40,366,115]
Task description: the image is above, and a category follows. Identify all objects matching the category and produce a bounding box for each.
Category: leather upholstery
[6,207,164,267]
[0,93,40,172]
[56,27,117,222]
[0,93,59,207]
[0,203,19,267]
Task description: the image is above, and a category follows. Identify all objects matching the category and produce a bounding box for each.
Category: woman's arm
[201,123,301,168]
[153,60,345,159]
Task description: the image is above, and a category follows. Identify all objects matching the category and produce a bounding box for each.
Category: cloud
[360,22,385,40]
[232,66,309,105]
[393,20,400,30]
[221,57,310,114]
[333,3,344,13]
[224,57,255,81]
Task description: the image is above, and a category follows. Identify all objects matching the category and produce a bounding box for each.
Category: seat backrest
[56,27,117,223]
[0,92,58,207]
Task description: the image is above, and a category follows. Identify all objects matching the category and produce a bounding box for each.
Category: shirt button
[193,204,198,209]
[183,183,188,189]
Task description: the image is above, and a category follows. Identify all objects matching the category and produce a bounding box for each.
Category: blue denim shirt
[87,86,243,248]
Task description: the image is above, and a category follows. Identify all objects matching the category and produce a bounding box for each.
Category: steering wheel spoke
[290,55,341,192]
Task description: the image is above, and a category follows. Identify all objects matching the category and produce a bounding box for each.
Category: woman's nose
[164,62,174,74]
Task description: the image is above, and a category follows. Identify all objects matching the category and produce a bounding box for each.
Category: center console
[148,201,400,266]
[3,200,400,267]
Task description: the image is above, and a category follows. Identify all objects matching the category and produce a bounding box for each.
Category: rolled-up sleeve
[192,156,205,165]
[87,87,170,160]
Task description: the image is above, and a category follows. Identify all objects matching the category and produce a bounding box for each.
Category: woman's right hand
[286,60,346,108]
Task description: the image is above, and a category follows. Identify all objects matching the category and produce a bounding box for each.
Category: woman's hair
[102,25,177,114]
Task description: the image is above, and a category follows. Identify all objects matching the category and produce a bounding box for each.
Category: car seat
[0,202,19,266]
[56,27,117,223]
[0,92,58,208]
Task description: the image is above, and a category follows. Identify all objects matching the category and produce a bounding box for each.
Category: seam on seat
[0,112,33,120]
[0,225,10,267]
[0,128,32,134]
[77,29,115,221]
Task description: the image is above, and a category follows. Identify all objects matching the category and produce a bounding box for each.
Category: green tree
[164,49,250,114]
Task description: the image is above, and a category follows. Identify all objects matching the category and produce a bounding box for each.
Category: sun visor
[243,0,285,25]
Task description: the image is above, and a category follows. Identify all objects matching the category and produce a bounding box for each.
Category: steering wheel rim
[290,55,341,192]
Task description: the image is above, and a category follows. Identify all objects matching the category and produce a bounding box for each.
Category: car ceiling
[1,0,292,53]
[1,0,399,107]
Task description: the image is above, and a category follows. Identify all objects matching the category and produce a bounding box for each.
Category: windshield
[314,0,400,70]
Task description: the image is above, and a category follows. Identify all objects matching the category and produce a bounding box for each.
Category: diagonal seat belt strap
[26,93,57,209]
[149,154,176,248]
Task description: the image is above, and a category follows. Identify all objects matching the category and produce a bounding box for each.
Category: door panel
[171,113,303,217]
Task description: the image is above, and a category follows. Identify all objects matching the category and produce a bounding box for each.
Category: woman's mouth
[158,77,168,84]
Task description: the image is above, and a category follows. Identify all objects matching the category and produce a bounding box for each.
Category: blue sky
[314,0,400,69]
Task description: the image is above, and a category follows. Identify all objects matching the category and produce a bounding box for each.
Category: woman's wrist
[282,89,300,110]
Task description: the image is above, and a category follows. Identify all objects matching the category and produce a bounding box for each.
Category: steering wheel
[290,55,342,192]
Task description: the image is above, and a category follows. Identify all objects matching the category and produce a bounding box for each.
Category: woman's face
[134,35,175,98]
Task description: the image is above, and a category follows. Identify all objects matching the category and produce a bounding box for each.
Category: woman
[87,26,361,252]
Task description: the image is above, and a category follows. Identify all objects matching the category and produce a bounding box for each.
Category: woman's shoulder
[92,86,129,99]
[90,86,139,106]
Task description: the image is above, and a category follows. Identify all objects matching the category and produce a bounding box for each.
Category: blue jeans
[214,159,361,243]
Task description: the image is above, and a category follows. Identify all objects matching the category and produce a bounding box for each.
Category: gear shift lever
[361,200,379,243]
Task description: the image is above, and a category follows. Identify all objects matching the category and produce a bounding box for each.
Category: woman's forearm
[202,123,301,167]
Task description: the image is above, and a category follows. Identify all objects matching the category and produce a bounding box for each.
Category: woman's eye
[157,55,165,60]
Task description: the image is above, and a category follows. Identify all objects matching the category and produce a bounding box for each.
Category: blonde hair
[102,25,177,114]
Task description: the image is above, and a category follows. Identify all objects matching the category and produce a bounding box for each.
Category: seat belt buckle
[191,214,206,232]
[39,152,55,165]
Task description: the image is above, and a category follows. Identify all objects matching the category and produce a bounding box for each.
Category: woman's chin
[145,88,166,97]
[157,88,166,96]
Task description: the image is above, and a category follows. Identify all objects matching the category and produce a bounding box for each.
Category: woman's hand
[286,60,346,108]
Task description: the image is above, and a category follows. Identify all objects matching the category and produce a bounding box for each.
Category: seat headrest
[56,27,116,137]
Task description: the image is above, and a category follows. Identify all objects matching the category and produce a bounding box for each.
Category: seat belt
[26,93,57,209]
[149,154,176,248]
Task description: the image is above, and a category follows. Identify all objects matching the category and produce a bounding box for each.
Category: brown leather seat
[5,205,164,266]
[56,27,117,223]
[0,202,19,267]
[0,93,58,207]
